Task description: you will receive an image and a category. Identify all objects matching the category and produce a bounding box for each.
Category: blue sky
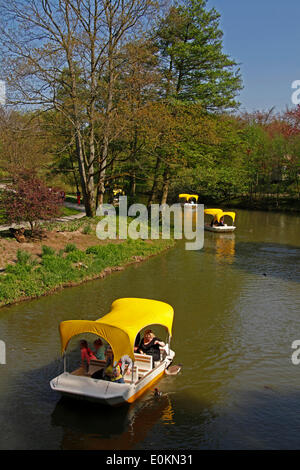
[207,0,300,113]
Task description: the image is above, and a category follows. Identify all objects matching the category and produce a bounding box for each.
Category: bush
[0,169,63,232]
[65,243,77,253]
[82,223,93,235]
[42,245,56,256]
[16,249,32,265]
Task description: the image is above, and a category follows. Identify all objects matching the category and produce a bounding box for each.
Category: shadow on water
[51,393,173,450]
[51,385,300,450]
[3,357,300,449]
[228,242,300,283]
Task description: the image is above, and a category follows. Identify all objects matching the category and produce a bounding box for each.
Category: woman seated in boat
[138,329,165,363]
[93,338,106,360]
[218,216,225,226]
[80,340,96,372]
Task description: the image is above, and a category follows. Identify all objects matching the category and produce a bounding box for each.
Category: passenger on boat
[105,362,125,383]
[103,350,125,383]
[218,216,225,226]
[119,355,133,376]
[80,340,96,372]
[93,338,106,360]
[138,329,165,363]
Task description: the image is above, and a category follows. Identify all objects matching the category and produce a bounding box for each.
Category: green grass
[0,238,174,306]
[60,206,82,216]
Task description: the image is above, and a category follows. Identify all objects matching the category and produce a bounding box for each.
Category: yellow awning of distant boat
[204,209,236,223]
[222,212,236,223]
[59,298,174,362]
[179,194,199,201]
[204,208,223,217]
[113,188,123,196]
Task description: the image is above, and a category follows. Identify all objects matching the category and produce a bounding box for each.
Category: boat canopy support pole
[168,335,171,355]
[131,361,135,384]
[63,354,66,373]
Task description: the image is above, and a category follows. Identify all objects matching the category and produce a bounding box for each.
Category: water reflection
[51,393,173,450]
[215,234,235,265]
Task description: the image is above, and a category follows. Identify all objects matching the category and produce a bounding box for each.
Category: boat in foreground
[50,298,175,406]
[204,208,236,233]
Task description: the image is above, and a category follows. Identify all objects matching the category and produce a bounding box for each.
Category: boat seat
[89,359,106,367]
[134,353,153,372]
[124,365,139,383]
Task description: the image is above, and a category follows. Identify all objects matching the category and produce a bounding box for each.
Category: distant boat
[50,298,175,406]
[179,193,199,209]
[204,209,236,233]
[112,188,125,207]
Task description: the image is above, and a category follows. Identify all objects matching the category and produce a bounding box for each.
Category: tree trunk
[160,166,170,205]
[147,154,161,207]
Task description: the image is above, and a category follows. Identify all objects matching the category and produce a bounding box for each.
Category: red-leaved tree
[0,170,63,233]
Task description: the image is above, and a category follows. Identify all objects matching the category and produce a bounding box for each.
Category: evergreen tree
[156,0,242,110]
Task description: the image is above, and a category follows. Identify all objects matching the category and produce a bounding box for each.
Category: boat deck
[71,351,166,384]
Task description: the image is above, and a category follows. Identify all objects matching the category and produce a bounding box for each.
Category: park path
[0,201,86,232]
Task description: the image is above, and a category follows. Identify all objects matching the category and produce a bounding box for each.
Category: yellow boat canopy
[113,188,124,196]
[222,212,236,223]
[179,194,199,202]
[204,208,223,217]
[59,298,174,362]
[204,209,236,223]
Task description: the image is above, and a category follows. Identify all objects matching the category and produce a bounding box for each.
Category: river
[0,208,300,450]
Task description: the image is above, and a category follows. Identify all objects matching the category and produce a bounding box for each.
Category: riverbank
[0,217,175,307]
[200,195,300,213]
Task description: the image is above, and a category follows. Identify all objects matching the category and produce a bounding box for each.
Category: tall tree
[147,0,242,203]
[0,0,155,215]
[156,0,242,109]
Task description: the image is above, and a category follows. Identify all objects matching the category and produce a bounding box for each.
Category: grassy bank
[0,237,174,307]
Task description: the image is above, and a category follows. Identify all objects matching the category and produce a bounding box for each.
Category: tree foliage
[0,170,63,232]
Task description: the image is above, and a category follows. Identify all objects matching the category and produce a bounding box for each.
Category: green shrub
[82,223,93,235]
[16,249,32,265]
[42,245,56,256]
[66,250,88,263]
[65,243,77,253]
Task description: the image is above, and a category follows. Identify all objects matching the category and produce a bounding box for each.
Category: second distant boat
[204,208,236,232]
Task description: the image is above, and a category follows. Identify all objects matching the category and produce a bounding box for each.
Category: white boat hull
[204,224,236,233]
[50,351,175,406]
[182,203,197,209]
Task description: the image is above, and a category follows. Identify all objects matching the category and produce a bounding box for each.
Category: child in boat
[93,338,106,360]
[103,349,125,383]
[80,340,96,372]
[104,361,125,383]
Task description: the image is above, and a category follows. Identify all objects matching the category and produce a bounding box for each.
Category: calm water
[0,209,300,450]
